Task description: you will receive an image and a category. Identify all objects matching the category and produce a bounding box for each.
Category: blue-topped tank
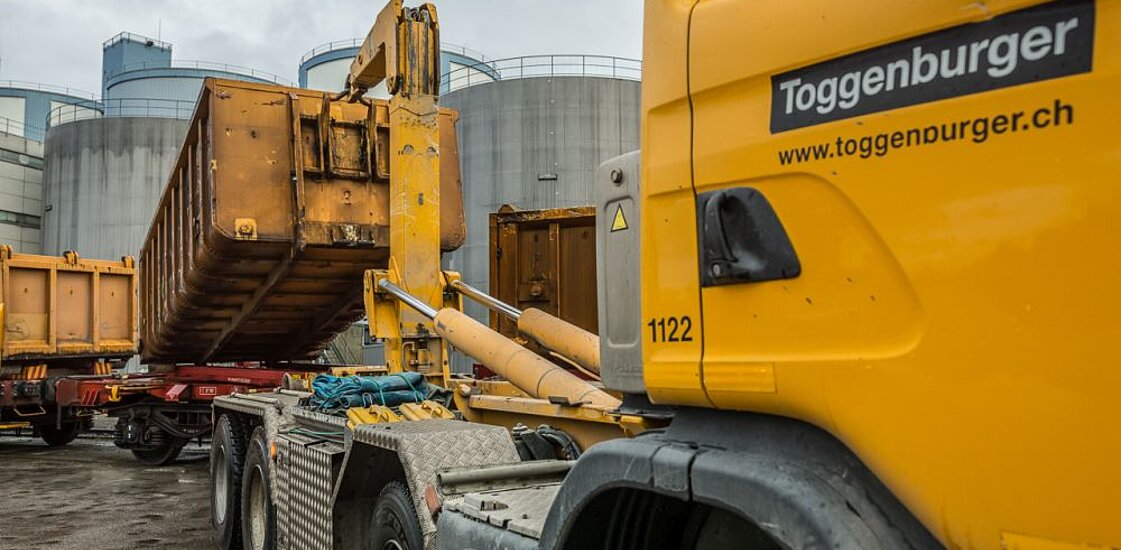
[102,32,291,103]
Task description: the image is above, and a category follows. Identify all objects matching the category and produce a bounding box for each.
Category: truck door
[687,1,1120,548]
[639,0,709,407]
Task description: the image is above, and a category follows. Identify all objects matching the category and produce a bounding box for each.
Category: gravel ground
[0,433,213,550]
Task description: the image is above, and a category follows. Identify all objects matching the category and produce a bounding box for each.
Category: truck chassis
[213,391,534,550]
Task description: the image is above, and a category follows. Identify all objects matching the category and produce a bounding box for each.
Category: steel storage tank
[41,105,191,259]
[439,55,641,371]
[42,32,295,260]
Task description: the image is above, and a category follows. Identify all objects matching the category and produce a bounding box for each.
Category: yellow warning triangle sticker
[611,204,629,232]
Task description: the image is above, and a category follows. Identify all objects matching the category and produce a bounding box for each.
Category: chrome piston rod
[450,280,522,320]
[378,279,438,319]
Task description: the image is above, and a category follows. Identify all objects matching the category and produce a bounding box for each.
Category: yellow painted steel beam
[347,0,402,100]
[346,2,439,101]
[358,1,449,384]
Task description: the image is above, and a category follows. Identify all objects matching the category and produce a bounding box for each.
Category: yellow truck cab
[209,1,1118,549]
[558,0,1116,548]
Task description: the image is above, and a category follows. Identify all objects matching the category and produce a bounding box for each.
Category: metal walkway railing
[46,98,197,129]
[442,54,642,92]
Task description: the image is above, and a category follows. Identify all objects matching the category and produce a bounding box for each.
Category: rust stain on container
[488,206,597,342]
[140,78,465,363]
[0,246,138,362]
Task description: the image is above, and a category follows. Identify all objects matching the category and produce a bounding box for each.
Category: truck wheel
[368,481,423,550]
[38,419,88,447]
[241,427,276,550]
[213,413,249,550]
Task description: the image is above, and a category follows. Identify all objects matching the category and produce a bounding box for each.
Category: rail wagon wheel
[37,418,89,447]
[130,430,187,465]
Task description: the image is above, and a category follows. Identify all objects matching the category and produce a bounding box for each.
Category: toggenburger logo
[769,0,1094,132]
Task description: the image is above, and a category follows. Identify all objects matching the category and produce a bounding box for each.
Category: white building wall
[0,133,44,253]
[0,97,27,132]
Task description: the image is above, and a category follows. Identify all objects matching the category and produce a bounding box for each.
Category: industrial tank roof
[103,60,291,91]
[45,98,196,131]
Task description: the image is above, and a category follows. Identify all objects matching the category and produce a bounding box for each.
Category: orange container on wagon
[140,78,465,363]
[0,246,137,362]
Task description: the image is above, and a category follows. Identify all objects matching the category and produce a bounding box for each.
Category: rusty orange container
[488,206,598,340]
[0,246,137,362]
[140,78,465,363]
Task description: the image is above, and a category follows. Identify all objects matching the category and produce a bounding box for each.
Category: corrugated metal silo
[440,55,642,370]
[42,32,292,259]
[42,114,189,259]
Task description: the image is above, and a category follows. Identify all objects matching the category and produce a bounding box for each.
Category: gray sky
[0,0,644,95]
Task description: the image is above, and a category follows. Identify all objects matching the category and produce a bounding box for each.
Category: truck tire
[212,413,250,550]
[241,427,276,550]
[38,419,87,447]
[368,481,423,550]
[131,434,187,466]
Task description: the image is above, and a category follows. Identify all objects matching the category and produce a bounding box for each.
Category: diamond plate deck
[275,433,344,550]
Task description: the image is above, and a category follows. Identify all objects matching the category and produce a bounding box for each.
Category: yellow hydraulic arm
[348,0,640,450]
[348,0,452,380]
[346,0,440,102]
[452,280,601,376]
